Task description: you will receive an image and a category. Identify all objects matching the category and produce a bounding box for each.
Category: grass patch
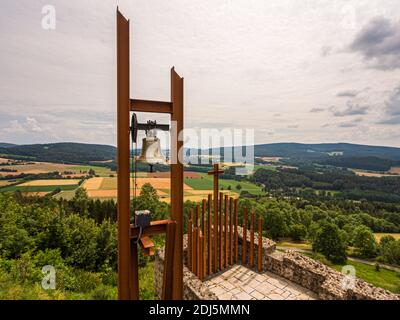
[184,173,264,195]
[139,262,155,300]
[374,233,400,242]
[303,252,400,293]
[69,165,114,177]
[0,184,78,193]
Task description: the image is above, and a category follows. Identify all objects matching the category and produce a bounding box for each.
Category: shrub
[312,221,347,264]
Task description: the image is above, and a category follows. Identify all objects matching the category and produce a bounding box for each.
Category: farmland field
[352,170,396,178]
[374,233,400,242]
[0,184,78,193]
[184,173,264,195]
[0,158,115,177]
[81,175,241,201]
[19,179,81,186]
[389,167,400,174]
[68,165,115,177]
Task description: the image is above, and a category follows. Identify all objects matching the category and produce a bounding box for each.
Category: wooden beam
[229,197,233,265]
[250,211,255,268]
[139,236,155,257]
[116,9,133,300]
[129,241,139,300]
[130,99,172,114]
[188,210,193,271]
[242,208,248,265]
[258,218,263,272]
[224,195,228,268]
[202,199,206,276]
[130,220,173,239]
[170,67,184,300]
[207,194,212,275]
[219,192,223,270]
[212,164,219,273]
[234,199,238,263]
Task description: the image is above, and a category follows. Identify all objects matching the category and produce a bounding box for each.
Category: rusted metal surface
[130,219,173,238]
[219,192,223,270]
[208,164,223,273]
[188,210,193,270]
[207,194,212,274]
[250,211,255,268]
[170,67,184,299]
[229,197,233,265]
[130,99,172,113]
[234,199,238,262]
[242,207,248,265]
[224,195,228,268]
[116,9,132,300]
[258,218,263,272]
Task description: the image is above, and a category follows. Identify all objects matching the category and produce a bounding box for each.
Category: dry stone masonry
[154,231,400,300]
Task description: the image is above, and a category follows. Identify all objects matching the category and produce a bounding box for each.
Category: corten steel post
[170,67,184,299]
[116,9,137,300]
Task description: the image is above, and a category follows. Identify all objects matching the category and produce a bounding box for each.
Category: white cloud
[1,1,400,147]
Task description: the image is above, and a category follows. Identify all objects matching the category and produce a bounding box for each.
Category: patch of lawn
[0,184,78,193]
[139,261,155,300]
[303,252,400,293]
[184,173,264,195]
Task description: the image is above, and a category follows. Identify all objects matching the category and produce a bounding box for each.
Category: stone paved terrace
[205,264,318,300]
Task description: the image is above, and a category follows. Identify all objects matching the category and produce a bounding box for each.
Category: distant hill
[199,143,400,171]
[1,141,400,171]
[0,142,17,148]
[0,142,116,164]
[252,143,400,161]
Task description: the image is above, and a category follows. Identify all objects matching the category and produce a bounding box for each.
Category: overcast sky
[1,0,400,148]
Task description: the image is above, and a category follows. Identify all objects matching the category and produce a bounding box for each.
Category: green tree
[312,221,347,264]
[380,239,400,265]
[265,210,288,239]
[352,225,377,258]
[290,224,307,241]
[71,187,89,217]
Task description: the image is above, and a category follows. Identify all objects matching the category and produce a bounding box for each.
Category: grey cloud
[310,107,325,113]
[321,46,332,57]
[338,118,363,128]
[337,90,359,98]
[385,86,400,116]
[331,102,369,117]
[350,17,400,70]
[377,116,400,125]
[330,101,369,117]
[377,86,400,125]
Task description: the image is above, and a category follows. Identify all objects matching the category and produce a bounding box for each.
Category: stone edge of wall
[154,235,218,300]
[155,231,399,300]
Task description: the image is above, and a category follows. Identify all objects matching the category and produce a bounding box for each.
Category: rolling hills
[1,141,400,171]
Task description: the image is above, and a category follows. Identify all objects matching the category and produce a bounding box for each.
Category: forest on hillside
[1,178,400,299]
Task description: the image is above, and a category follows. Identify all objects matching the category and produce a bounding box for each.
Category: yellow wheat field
[20,179,81,186]
[87,188,168,199]
[82,177,104,190]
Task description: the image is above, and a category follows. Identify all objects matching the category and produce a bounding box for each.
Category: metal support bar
[130,99,173,113]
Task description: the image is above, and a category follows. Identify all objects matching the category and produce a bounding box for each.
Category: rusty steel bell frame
[116,9,184,300]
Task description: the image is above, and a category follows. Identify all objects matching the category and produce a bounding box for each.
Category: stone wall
[237,227,399,300]
[154,230,400,300]
[154,236,217,300]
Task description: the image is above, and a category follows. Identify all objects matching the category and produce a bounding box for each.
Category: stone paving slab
[204,264,318,300]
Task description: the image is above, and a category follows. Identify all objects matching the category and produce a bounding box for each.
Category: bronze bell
[137,129,168,166]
